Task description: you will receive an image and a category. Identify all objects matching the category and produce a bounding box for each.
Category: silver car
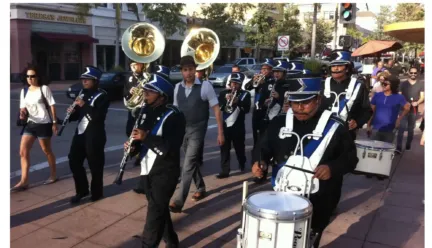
[208,65,253,87]
[169,65,183,83]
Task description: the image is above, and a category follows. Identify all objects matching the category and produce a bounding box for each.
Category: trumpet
[225,89,238,113]
[252,73,266,87]
[58,92,85,136]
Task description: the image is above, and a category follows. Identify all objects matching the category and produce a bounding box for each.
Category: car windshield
[100,73,115,81]
[171,66,181,72]
[214,66,232,73]
[252,65,261,70]
[232,59,241,65]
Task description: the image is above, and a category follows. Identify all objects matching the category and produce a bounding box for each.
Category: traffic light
[340,3,357,24]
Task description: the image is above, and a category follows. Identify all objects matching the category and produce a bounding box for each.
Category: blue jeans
[397,113,417,149]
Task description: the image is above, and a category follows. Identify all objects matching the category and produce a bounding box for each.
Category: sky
[356,3,399,31]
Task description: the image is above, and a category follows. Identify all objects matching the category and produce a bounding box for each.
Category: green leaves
[141,4,186,37]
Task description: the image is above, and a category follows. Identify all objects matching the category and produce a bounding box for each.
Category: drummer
[251,77,358,247]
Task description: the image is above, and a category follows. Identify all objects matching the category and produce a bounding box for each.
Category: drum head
[355,140,395,150]
[245,191,312,221]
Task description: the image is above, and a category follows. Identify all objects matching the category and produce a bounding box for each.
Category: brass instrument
[252,73,266,87]
[181,28,220,80]
[225,89,238,113]
[121,22,165,110]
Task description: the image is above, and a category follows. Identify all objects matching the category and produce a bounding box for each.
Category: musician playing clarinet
[216,73,251,178]
[264,60,290,122]
[244,58,275,183]
[124,74,185,248]
[252,77,358,247]
[67,66,109,204]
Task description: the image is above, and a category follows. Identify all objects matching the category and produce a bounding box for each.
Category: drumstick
[240,181,248,245]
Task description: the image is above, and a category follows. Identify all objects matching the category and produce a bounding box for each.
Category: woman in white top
[12,66,58,191]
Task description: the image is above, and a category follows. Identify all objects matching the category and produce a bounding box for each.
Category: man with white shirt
[169,55,225,213]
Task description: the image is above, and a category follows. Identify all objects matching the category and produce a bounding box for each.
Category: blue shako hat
[155,65,170,78]
[273,60,289,72]
[143,74,174,98]
[330,50,352,66]
[262,58,275,68]
[230,72,245,84]
[80,66,102,80]
[286,77,322,102]
[288,61,305,71]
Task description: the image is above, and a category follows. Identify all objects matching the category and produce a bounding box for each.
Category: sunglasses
[26,75,37,79]
[381,82,390,86]
[409,72,417,75]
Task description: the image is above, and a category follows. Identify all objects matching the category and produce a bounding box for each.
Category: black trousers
[310,187,341,247]
[220,124,246,174]
[252,110,269,178]
[126,110,136,137]
[68,133,106,197]
[142,168,180,248]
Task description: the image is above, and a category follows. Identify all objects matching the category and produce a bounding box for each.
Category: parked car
[169,65,183,83]
[66,72,131,101]
[208,65,253,87]
[226,57,257,69]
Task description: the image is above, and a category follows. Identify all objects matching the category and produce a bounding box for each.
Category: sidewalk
[10,130,424,248]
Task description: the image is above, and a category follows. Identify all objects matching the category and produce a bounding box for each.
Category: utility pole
[311,3,318,58]
[334,4,339,49]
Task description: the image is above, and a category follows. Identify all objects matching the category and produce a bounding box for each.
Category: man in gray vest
[169,56,225,213]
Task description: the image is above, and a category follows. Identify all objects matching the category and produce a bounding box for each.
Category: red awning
[35,32,99,43]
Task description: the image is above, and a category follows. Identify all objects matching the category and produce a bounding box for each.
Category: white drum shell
[354,140,395,176]
[242,192,313,248]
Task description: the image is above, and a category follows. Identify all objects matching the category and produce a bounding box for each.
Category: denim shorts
[23,122,53,139]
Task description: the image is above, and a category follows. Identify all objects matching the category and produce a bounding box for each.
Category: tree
[200,4,240,46]
[372,5,394,40]
[302,18,333,54]
[394,3,424,22]
[229,3,255,24]
[271,4,303,57]
[346,26,364,42]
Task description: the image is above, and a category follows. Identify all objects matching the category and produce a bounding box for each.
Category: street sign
[339,35,353,48]
[277,36,290,51]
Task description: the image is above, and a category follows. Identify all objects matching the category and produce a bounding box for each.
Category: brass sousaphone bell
[181,28,220,80]
[121,22,165,110]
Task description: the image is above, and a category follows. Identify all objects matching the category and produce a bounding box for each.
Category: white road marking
[10,124,222,179]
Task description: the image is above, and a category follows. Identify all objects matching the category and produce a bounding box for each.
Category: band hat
[261,58,275,68]
[273,60,289,72]
[80,66,102,80]
[330,50,352,66]
[286,77,322,102]
[180,55,197,68]
[155,65,170,78]
[230,72,245,84]
[143,74,174,98]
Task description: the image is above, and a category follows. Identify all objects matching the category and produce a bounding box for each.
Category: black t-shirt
[399,80,424,112]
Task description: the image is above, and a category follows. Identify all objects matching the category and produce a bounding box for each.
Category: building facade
[10,3,95,82]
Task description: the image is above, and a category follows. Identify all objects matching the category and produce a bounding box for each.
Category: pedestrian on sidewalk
[396,67,424,153]
[216,73,251,179]
[169,55,225,213]
[124,75,185,248]
[67,66,110,204]
[12,65,58,192]
[367,75,410,143]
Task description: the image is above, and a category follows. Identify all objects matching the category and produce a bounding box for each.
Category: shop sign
[24,12,86,24]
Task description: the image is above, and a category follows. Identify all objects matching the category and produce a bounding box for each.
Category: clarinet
[113,100,147,185]
[58,92,85,136]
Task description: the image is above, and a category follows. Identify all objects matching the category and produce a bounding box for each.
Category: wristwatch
[53,120,57,124]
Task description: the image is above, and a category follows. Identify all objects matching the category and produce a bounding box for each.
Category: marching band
[15,21,413,248]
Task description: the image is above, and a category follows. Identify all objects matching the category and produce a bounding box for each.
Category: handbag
[40,86,63,125]
[16,87,29,127]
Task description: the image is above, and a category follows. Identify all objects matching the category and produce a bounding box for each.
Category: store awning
[35,32,99,43]
[383,21,424,44]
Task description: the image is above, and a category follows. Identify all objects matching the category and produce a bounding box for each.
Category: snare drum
[240,191,313,248]
[354,140,395,177]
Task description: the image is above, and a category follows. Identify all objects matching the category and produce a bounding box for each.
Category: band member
[217,73,251,178]
[195,67,208,168]
[226,64,241,89]
[67,66,109,203]
[252,77,358,247]
[264,60,290,122]
[125,74,185,248]
[322,50,372,140]
[170,55,225,212]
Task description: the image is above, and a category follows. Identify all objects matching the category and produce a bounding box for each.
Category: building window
[96,3,108,8]
[324,11,335,20]
[304,12,313,21]
[64,52,79,63]
[127,3,136,12]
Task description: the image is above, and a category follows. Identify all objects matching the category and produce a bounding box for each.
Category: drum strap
[339,81,361,121]
[324,77,332,98]
[140,109,174,176]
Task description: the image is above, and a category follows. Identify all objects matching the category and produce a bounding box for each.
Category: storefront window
[48,51,61,63]
[64,52,79,63]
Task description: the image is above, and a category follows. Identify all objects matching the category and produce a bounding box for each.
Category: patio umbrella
[352,40,403,57]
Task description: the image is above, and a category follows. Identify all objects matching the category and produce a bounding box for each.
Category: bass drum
[354,140,395,177]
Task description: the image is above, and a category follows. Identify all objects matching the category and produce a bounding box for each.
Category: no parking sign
[277,36,290,51]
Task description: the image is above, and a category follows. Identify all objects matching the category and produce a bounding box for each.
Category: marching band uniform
[264,60,290,122]
[252,77,358,247]
[217,73,251,178]
[321,50,372,140]
[68,66,110,203]
[129,74,185,248]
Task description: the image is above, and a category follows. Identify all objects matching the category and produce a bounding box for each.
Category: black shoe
[90,194,104,202]
[70,192,89,204]
[405,145,411,151]
[133,188,146,194]
[216,173,230,179]
[169,203,182,213]
[239,164,245,172]
[253,177,267,184]
[395,148,402,154]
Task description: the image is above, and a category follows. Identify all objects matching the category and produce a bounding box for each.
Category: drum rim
[355,140,395,150]
[245,191,313,221]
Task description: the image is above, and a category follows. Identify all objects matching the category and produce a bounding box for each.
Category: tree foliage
[141,4,186,37]
[229,3,255,24]
[244,3,280,48]
[271,4,302,56]
[302,18,333,53]
[394,3,424,22]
